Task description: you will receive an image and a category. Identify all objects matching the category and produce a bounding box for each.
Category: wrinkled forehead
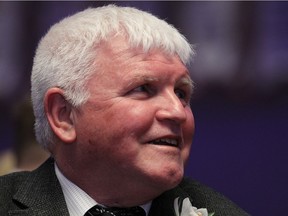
[91,36,192,89]
[97,35,187,70]
[85,35,193,98]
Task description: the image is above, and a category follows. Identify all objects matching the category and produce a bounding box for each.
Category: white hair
[31,4,195,149]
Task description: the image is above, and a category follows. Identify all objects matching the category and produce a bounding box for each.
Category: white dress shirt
[55,164,151,216]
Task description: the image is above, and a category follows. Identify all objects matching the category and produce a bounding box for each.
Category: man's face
[71,38,195,203]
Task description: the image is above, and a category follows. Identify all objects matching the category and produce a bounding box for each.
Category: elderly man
[0,5,248,216]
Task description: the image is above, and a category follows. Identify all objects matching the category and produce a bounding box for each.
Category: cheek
[184,108,195,138]
[182,109,195,162]
[114,104,155,136]
[79,104,154,159]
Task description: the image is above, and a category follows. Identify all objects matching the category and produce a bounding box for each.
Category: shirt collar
[55,163,151,216]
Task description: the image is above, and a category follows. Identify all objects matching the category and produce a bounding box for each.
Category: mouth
[148,137,180,147]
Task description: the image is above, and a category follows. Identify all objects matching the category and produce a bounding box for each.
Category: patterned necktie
[84,205,146,216]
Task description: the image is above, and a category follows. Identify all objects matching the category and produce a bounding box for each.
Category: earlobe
[44,88,76,143]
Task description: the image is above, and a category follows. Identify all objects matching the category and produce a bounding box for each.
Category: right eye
[132,84,150,93]
[127,84,154,99]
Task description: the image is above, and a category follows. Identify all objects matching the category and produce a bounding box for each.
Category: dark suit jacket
[0,158,249,216]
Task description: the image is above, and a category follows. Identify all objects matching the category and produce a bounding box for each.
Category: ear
[44,88,76,143]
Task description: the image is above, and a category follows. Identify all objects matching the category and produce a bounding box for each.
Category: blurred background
[0,1,287,215]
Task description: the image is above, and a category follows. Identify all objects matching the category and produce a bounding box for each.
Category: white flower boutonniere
[174,197,215,216]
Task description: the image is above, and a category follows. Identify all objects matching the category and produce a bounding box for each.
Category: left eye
[175,89,187,99]
[175,89,191,106]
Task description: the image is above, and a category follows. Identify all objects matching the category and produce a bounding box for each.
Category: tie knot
[85,205,146,216]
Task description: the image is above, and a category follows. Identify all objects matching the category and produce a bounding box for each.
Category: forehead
[86,37,194,97]
[96,36,190,76]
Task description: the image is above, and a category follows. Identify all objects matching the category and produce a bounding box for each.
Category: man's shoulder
[0,158,69,215]
[0,170,31,212]
[0,169,29,182]
[178,177,250,216]
[0,171,30,192]
[179,177,227,199]
[0,170,30,194]
[0,157,53,190]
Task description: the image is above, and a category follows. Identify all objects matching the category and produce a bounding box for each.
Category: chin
[152,165,184,191]
[167,169,184,188]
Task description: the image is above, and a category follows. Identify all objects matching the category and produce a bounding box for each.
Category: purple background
[1,2,287,215]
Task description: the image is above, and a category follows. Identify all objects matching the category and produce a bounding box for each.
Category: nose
[155,91,187,124]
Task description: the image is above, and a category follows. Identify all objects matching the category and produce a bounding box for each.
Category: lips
[148,137,180,147]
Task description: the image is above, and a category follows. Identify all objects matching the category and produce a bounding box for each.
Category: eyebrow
[125,75,159,89]
[176,76,195,93]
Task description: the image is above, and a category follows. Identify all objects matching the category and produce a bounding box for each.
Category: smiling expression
[68,37,195,205]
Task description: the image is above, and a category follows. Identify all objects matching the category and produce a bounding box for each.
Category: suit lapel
[9,158,69,216]
[148,181,190,216]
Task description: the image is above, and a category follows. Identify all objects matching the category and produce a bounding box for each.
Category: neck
[55,157,162,207]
